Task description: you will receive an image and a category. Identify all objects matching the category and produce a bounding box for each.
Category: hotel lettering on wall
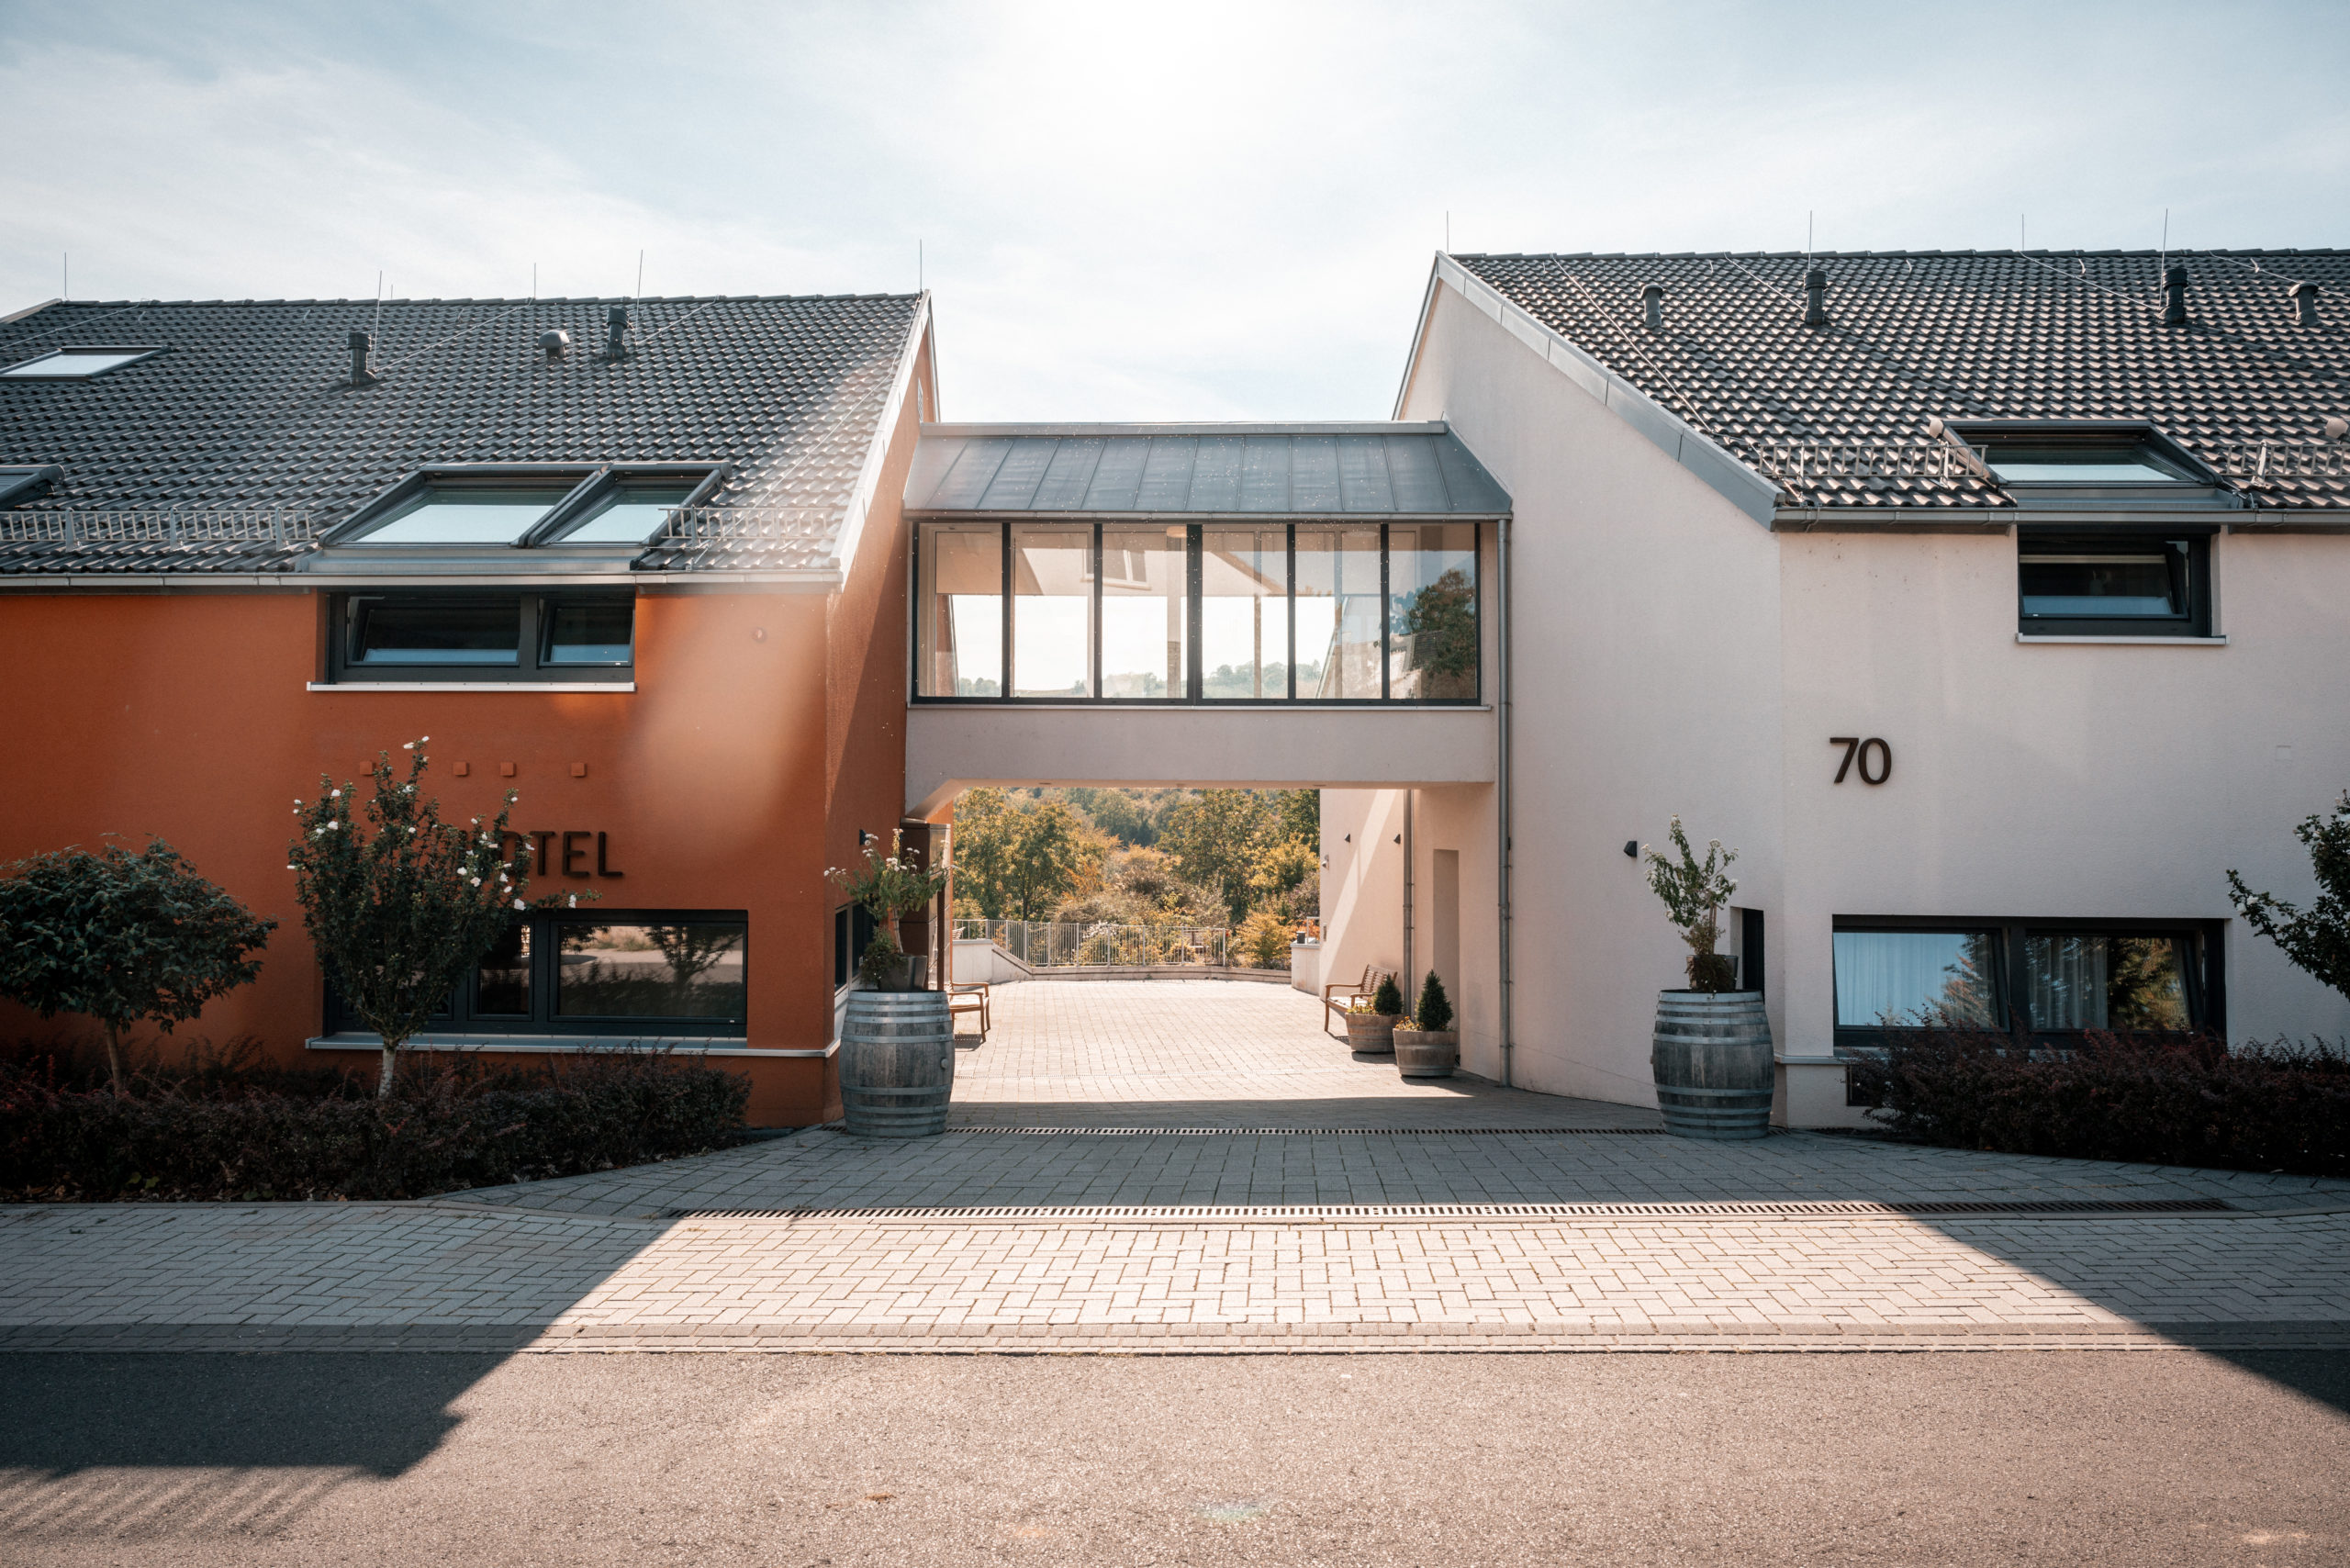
[501,830,627,878]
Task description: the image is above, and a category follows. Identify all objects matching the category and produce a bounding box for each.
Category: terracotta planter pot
[1392,1028,1459,1079]
[1345,1012,1399,1055]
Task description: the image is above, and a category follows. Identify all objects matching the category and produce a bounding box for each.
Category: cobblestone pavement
[945,980,1658,1129]
[7,980,2347,1355]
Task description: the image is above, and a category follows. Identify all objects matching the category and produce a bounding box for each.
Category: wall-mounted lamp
[1623,840,1639,858]
[1343,834,1351,843]
[1393,834,1403,845]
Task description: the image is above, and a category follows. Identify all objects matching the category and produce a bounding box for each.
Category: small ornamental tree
[2229,790,2350,1004]
[289,739,588,1097]
[1642,816,1741,992]
[1370,973,1405,1017]
[828,831,951,945]
[0,839,276,1092]
[1413,970,1454,1034]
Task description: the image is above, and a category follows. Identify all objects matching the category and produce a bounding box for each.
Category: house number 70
[1830,737,1892,785]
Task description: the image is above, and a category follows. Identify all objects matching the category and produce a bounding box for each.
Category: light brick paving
[8,979,2348,1354]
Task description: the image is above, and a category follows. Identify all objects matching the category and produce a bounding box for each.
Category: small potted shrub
[1642,816,1772,1140]
[829,833,948,991]
[1392,970,1458,1079]
[1346,973,1405,1055]
[830,833,957,1137]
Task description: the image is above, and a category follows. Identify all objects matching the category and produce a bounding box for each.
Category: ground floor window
[1831,917,2218,1046]
[327,911,747,1036]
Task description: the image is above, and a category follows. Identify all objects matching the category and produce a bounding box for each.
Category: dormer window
[319,463,724,568]
[1988,446,2195,485]
[543,482,701,546]
[1943,420,2229,508]
[352,485,572,546]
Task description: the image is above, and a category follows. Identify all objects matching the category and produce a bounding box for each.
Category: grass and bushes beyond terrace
[0,1039,749,1203]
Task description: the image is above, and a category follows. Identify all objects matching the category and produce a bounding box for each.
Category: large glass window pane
[1012,526,1095,698]
[1099,526,1187,700]
[2024,934,2191,1031]
[475,924,532,1016]
[1201,526,1287,700]
[551,485,696,545]
[358,488,568,545]
[556,922,748,1020]
[918,524,1003,697]
[1294,526,1382,700]
[1832,930,2003,1028]
[2020,543,2187,620]
[1388,522,1478,700]
[351,598,520,665]
[542,599,633,665]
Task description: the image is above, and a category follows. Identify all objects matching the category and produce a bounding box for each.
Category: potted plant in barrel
[829,833,956,1137]
[1345,972,1405,1055]
[1642,816,1772,1140]
[1392,970,1458,1080]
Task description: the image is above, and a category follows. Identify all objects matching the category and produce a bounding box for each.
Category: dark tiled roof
[905,425,1509,517]
[0,292,921,574]
[1453,251,2350,510]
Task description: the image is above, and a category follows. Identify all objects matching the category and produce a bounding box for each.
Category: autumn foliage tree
[288,739,587,1097]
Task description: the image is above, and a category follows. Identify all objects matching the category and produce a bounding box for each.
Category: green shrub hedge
[0,1041,751,1202]
[1845,1028,2350,1178]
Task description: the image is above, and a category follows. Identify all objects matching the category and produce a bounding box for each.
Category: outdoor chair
[947,980,990,1044]
[1321,965,1393,1038]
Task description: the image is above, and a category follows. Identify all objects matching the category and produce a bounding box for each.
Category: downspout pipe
[1402,790,1415,1000]
[1496,513,1515,1088]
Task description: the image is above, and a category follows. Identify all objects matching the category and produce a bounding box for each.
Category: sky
[6,0,2347,420]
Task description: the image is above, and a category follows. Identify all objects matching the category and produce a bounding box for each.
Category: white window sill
[307,681,637,692]
[307,1032,830,1058]
[2014,635,2226,646]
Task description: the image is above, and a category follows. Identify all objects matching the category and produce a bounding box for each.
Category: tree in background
[1275,789,1320,849]
[1158,790,1274,924]
[290,739,587,1097]
[951,790,1103,921]
[0,840,276,1092]
[2230,791,2350,1004]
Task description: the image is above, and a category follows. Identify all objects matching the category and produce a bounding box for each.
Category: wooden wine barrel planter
[1650,991,1774,1140]
[840,990,955,1137]
[1392,1028,1458,1079]
[1345,1012,1398,1055]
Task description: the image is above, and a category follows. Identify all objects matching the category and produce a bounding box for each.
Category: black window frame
[326,908,749,1037]
[327,589,637,684]
[834,903,878,991]
[322,462,727,552]
[910,518,1483,706]
[1830,914,2222,1054]
[2017,529,2213,638]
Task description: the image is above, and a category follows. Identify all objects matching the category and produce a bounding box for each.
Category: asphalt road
[4,1350,2345,1566]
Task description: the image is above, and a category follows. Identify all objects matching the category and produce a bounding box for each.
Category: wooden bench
[1321,965,1393,1037]
[947,980,990,1043]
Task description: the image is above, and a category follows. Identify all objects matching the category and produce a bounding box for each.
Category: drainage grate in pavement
[664,1197,2237,1222]
[913,1126,1673,1137]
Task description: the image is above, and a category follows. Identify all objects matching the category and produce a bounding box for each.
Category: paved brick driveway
[5,980,2346,1354]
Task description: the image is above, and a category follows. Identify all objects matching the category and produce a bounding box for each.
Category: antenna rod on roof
[918,240,924,292]
[1807,211,1813,258]
[372,270,382,343]
[62,252,67,300]
[636,249,643,298]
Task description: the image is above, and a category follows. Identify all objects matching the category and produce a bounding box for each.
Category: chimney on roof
[539,328,571,363]
[2161,263,2188,325]
[604,304,630,361]
[2289,281,2321,327]
[1803,266,1828,326]
[1641,283,1664,331]
[347,330,377,387]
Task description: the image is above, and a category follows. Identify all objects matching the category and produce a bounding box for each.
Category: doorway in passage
[1432,848,1460,1003]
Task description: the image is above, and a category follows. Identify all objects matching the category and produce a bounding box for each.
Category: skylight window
[545,484,697,545]
[1990,450,2188,484]
[354,487,571,545]
[0,346,161,379]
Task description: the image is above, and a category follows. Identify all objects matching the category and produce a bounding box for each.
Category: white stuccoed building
[1316,248,2350,1126]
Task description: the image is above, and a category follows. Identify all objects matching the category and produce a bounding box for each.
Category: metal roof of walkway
[905,422,1511,519]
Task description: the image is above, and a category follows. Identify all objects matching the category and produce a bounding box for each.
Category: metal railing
[2199,442,2350,482]
[0,510,319,546]
[658,505,839,543]
[954,919,1236,969]
[1752,441,1992,484]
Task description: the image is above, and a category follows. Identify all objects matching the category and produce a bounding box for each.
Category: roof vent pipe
[2289,281,2320,327]
[2161,264,2188,325]
[347,330,377,387]
[604,304,629,361]
[1803,266,1828,326]
[1641,283,1663,331]
[539,329,571,362]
